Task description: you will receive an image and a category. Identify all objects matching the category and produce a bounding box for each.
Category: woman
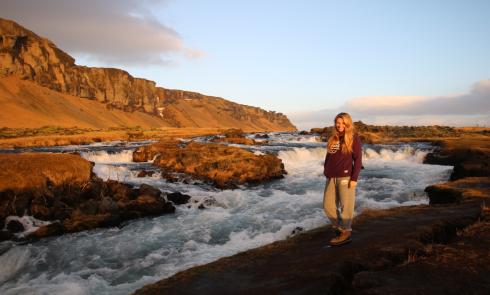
[323,112,362,246]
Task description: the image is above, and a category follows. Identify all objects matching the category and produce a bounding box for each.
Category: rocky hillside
[0,18,296,131]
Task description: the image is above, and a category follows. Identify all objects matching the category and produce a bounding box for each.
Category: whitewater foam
[81,150,134,164]
[0,139,454,295]
[363,146,428,163]
[4,216,52,238]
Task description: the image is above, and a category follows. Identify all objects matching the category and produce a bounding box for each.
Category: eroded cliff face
[0,18,296,131]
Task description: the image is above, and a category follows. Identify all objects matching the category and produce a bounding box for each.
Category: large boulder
[425,177,490,205]
[166,192,192,205]
[133,140,286,189]
[0,152,177,242]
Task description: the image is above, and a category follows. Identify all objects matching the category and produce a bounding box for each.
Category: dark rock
[51,199,72,220]
[452,162,489,181]
[138,184,161,198]
[137,170,155,177]
[13,193,32,216]
[166,192,192,205]
[31,196,51,220]
[0,230,13,241]
[29,222,64,239]
[423,151,452,165]
[288,226,304,237]
[107,180,137,201]
[425,185,463,204]
[0,190,15,219]
[0,164,179,242]
[162,172,178,183]
[424,148,490,181]
[198,196,217,209]
[63,213,113,232]
[254,133,269,139]
[6,219,24,233]
[79,199,100,215]
[123,195,175,216]
[80,180,102,200]
[99,197,118,214]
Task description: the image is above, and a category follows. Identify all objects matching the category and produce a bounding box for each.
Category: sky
[1,0,490,129]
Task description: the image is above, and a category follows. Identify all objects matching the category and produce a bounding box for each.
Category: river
[0,132,452,294]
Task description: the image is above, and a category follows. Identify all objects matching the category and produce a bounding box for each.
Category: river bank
[0,153,176,242]
[133,136,490,294]
[134,179,489,294]
[0,127,228,149]
[0,130,486,294]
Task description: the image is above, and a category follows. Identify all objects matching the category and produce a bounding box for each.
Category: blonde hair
[327,112,355,154]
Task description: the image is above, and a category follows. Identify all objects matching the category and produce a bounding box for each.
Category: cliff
[0,18,296,131]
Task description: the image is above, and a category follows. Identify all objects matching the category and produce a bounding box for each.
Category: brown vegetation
[0,77,170,129]
[424,136,490,180]
[133,140,285,188]
[0,127,229,149]
[425,177,490,204]
[134,179,490,294]
[0,18,296,132]
[0,153,175,241]
[133,134,490,294]
[210,128,259,145]
[311,121,464,143]
[0,153,92,191]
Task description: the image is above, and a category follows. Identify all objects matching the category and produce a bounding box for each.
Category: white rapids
[0,134,452,294]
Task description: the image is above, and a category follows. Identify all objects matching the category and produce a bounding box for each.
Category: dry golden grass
[456,127,490,133]
[439,136,490,151]
[438,177,490,199]
[0,127,228,149]
[0,153,92,191]
[0,77,295,138]
[134,140,285,187]
[0,77,170,129]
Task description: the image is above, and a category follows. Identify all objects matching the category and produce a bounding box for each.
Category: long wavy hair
[327,112,355,154]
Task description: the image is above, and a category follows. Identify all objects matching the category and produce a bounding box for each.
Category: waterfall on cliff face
[0,134,452,295]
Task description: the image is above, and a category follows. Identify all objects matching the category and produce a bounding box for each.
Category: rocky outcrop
[210,128,259,145]
[0,153,175,241]
[311,122,462,144]
[133,180,490,295]
[425,177,490,205]
[132,135,490,294]
[0,18,296,131]
[133,140,286,188]
[423,139,490,180]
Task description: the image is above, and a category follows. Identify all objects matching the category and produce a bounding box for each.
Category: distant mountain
[0,18,296,131]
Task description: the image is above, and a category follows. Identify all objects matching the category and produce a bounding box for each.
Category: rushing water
[0,133,452,295]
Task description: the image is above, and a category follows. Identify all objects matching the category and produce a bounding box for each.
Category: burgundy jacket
[323,134,362,181]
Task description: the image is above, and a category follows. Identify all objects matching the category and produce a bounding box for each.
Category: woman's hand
[348,180,357,188]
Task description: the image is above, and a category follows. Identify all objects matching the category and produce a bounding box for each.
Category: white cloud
[345,80,490,116]
[0,0,204,66]
[346,96,428,110]
[288,79,490,130]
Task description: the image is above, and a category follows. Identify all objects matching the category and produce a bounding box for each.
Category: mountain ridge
[0,18,296,131]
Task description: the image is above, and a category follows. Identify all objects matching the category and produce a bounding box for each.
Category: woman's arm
[323,148,330,177]
[350,134,362,182]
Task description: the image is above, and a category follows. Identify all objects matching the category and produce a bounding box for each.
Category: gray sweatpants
[323,176,356,231]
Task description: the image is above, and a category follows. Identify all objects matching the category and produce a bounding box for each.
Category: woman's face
[335,117,345,133]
